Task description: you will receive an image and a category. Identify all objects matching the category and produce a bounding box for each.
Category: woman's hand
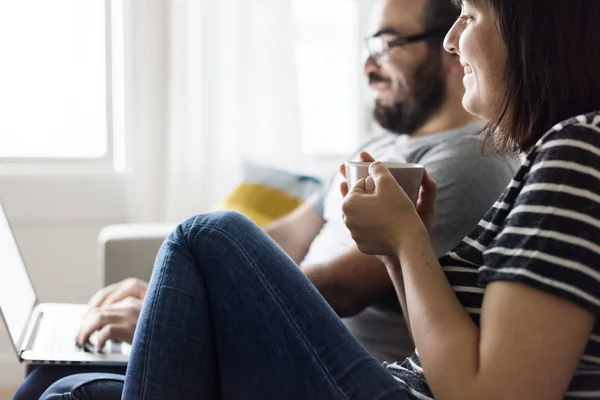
[339,154,437,256]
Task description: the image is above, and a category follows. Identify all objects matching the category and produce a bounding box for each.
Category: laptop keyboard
[33,310,125,355]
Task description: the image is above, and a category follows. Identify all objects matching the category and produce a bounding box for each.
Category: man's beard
[371,50,447,135]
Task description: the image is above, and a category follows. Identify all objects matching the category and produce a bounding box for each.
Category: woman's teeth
[464,65,473,75]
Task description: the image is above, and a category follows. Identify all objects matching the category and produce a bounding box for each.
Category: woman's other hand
[341,161,436,256]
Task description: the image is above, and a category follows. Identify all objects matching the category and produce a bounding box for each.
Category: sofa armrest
[99,223,176,285]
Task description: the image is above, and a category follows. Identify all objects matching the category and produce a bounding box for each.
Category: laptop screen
[0,203,37,351]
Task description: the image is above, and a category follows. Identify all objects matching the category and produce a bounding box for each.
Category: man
[15,0,517,397]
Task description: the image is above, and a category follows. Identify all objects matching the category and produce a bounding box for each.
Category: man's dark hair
[483,0,600,154]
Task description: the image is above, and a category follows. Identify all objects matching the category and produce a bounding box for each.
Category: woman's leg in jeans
[123,211,408,400]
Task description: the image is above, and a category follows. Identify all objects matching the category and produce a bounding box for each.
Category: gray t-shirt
[301,121,519,362]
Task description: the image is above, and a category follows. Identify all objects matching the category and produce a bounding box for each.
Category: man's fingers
[103,287,131,306]
[88,277,148,307]
[87,283,118,307]
[77,316,102,347]
[76,309,120,346]
[102,278,148,305]
[96,324,133,350]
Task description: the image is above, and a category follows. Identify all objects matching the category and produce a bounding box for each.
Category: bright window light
[292,0,360,155]
[0,1,109,159]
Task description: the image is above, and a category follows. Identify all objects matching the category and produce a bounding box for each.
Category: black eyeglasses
[365,26,450,65]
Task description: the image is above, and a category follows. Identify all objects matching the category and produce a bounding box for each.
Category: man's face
[365,0,447,134]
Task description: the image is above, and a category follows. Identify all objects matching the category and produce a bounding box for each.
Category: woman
[42,0,600,398]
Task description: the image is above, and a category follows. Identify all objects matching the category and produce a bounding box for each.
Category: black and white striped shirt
[386,111,600,399]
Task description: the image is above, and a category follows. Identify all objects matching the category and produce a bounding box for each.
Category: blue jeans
[39,372,125,399]
[13,365,126,399]
[42,211,409,400]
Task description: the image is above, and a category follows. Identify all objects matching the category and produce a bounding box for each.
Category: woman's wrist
[378,255,401,270]
[392,213,431,263]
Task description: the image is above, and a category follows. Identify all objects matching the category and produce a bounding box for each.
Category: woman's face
[443,0,508,121]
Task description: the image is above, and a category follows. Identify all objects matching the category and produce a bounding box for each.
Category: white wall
[0,173,127,388]
[0,0,380,391]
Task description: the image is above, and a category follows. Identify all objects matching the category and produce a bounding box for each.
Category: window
[292,0,362,155]
[0,0,119,160]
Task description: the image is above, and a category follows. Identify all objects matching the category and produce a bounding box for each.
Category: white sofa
[99,223,176,285]
[98,170,325,285]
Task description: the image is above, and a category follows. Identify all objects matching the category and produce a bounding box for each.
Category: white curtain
[123,0,301,223]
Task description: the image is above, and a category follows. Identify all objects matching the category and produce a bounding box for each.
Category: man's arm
[264,199,395,317]
[302,246,394,317]
[263,202,325,264]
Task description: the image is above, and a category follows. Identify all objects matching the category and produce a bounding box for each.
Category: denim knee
[176,211,256,242]
[40,373,125,400]
[183,210,252,232]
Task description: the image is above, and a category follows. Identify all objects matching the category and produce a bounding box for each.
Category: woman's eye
[459,14,474,24]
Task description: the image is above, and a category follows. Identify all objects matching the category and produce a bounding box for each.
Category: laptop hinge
[14,299,40,356]
[22,310,43,352]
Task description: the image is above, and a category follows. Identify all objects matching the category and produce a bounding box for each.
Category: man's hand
[88,277,148,307]
[76,296,142,349]
[76,278,148,349]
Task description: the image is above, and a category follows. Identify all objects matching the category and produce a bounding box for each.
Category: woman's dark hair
[486,0,600,154]
[424,0,461,47]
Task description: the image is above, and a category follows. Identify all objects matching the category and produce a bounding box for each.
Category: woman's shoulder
[528,111,600,164]
[537,111,600,146]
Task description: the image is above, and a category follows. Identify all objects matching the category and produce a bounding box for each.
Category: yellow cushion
[216,162,322,227]
[219,183,304,227]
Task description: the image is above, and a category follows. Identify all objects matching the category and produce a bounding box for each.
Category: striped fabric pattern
[385,112,600,399]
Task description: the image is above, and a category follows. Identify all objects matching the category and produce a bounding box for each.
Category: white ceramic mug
[345,161,424,204]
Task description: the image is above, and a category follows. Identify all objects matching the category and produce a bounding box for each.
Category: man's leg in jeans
[122,211,409,399]
[40,373,125,399]
[13,365,126,400]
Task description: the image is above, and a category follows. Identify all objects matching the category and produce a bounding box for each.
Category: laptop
[0,201,129,365]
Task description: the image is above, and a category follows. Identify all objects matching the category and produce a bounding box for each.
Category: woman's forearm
[381,256,412,340]
[395,221,482,398]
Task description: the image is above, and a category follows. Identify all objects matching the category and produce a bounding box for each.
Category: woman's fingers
[415,170,438,231]
[340,181,349,197]
[358,151,375,162]
[365,176,375,193]
[339,162,347,178]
